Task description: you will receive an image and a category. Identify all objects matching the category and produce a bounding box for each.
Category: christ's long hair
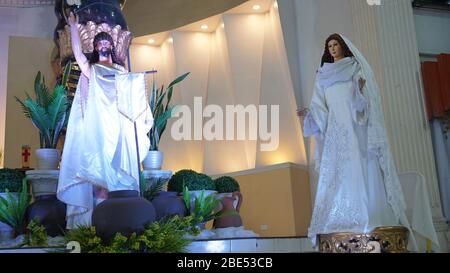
[89,32,123,66]
[320,33,354,67]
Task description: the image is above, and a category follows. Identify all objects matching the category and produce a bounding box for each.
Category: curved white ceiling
[122,0,248,37]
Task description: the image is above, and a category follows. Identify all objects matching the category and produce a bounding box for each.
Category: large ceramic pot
[25,195,66,237]
[142,151,164,170]
[213,192,243,229]
[92,190,156,242]
[151,191,187,220]
[35,149,60,170]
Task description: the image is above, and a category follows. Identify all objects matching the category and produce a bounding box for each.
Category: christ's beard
[99,49,112,58]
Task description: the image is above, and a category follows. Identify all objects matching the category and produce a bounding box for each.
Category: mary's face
[328,39,344,61]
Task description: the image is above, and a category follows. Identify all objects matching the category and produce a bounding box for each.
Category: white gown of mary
[304,36,417,250]
[57,63,153,229]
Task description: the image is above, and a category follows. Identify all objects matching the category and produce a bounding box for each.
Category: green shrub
[0,178,31,235]
[23,219,49,247]
[214,176,240,193]
[64,215,194,253]
[0,169,25,192]
[167,169,215,192]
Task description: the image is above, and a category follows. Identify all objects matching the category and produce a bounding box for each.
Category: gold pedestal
[318,226,408,253]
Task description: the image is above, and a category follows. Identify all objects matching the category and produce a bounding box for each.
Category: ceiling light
[201,24,208,30]
[252,5,261,10]
[148,39,155,44]
[168,37,173,43]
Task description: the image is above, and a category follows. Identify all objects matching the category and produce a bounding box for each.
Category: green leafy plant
[23,219,49,247]
[149,72,190,151]
[182,186,222,228]
[139,173,167,200]
[137,215,194,253]
[143,178,167,201]
[167,169,215,192]
[64,215,194,253]
[0,178,31,235]
[0,168,25,192]
[64,225,103,253]
[214,176,241,193]
[15,64,71,148]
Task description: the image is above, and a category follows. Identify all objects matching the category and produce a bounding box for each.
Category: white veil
[340,34,418,250]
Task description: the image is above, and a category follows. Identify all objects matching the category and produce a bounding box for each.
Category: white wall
[129,3,306,175]
[0,6,56,167]
[5,37,54,168]
[414,8,450,55]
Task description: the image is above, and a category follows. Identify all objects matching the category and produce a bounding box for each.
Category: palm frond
[143,178,167,201]
[14,96,32,119]
[34,73,51,109]
[48,85,69,147]
[16,72,69,148]
[23,99,50,139]
[62,61,72,88]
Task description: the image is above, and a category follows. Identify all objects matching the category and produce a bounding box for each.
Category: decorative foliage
[0,169,25,193]
[143,178,167,201]
[0,178,31,235]
[182,186,222,228]
[64,225,102,252]
[23,219,49,247]
[15,65,71,149]
[64,215,194,253]
[214,176,241,193]
[167,169,215,192]
[148,72,189,151]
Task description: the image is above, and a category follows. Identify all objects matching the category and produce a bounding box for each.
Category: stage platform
[0,236,315,253]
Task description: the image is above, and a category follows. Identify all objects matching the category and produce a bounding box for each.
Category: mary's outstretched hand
[296,108,309,117]
[359,77,366,92]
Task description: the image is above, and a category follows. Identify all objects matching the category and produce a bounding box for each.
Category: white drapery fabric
[399,171,440,252]
[57,64,153,229]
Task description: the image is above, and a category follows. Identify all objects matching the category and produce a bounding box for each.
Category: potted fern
[143,72,190,170]
[15,65,71,170]
[168,169,217,218]
[0,178,31,239]
[0,169,25,240]
[182,186,222,233]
